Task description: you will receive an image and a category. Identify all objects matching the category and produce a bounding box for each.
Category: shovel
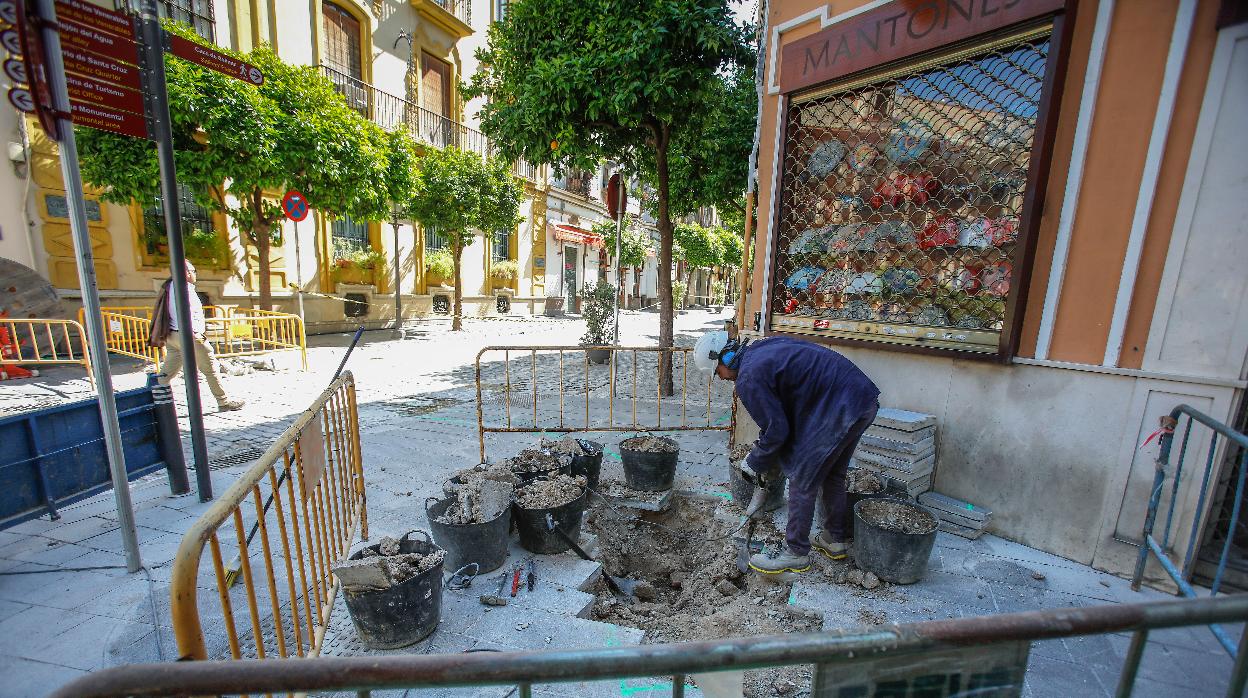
[735,484,771,573]
[546,515,634,598]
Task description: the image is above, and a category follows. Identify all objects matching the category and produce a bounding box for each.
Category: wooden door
[421,52,451,116]
[323,2,362,80]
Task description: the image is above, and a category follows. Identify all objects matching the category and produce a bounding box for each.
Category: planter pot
[334,266,374,285]
[585,347,612,364]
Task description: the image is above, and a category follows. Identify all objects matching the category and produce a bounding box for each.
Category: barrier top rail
[0,317,94,386]
[49,595,1248,698]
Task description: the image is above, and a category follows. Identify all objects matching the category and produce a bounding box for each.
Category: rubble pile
[506,447,571,474]
[332,535,445,592]
[515,473,585,509]
[439,463,517,524]
[541,436,592,456]
[619,435,679,453]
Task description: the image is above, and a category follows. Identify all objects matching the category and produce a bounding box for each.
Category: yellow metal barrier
[82,305,307,370]
[170,372,366,661]
[0,317,94,385]
[475,345,734,463]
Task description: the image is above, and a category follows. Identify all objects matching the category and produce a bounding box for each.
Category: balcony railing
[512,159,539,181]
[553,170,593,198]
[321,64,489,157]
[430,0,470,25]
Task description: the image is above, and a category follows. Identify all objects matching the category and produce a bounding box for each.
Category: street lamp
[391,203,404,339]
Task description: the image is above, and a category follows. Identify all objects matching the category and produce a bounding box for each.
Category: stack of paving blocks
[918,491,993,539]
[852,407,937,497]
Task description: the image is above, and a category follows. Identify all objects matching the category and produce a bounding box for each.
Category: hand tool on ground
[545,514,634,598]
[223,326,366,588]
[510,566,522,597]
[735,477,772,573]
[526,559,536,591]
[479,573,509,606]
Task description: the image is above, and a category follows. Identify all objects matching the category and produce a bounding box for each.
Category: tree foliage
[77,24,400,309]
[673,223,722,306]
[465,0,750,393]
[405,147,523,330]
[715,226,744,270]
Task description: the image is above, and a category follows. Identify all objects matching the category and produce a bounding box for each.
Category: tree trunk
[254,218,273,311]
[451,242,464,331]
[655,128,675,396]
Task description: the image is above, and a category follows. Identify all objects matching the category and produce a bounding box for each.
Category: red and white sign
[281,190,309,222]
[66,72,143,113]
[58,17,139,65]
[167,34,263,86]
[70,100,148,139]
[62,45,141,90]
[53,0,133,39]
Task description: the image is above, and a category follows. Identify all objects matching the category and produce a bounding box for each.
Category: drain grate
[207,447,266,470]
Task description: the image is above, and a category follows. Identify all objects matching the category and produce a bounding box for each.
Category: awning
[550,223,604,248]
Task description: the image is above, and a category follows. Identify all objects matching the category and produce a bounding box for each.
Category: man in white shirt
[153,261,244,411]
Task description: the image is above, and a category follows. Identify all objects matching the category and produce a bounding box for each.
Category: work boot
[812,530,848,561]
[217,398,245,412]
[749,547,810,574]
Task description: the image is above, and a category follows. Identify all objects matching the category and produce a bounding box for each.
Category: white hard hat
[693,331,729,372]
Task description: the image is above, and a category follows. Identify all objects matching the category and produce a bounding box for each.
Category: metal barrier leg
[672,674,685,698]
[1115,629,1148,698]
[1132,465,1167,592]
[1228,621,1248,698]
[519,682,532,698]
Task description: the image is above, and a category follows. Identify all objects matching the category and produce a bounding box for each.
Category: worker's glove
[737,456,771,489]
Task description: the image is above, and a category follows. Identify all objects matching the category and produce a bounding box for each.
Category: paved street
[0,311,1238,697]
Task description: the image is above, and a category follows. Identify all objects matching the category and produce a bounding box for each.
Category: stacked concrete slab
[852,407,937,497]
[919,491,993,539]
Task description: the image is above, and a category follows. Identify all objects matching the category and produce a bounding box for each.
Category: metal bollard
[151,382,190,495]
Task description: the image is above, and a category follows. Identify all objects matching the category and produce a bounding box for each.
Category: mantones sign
[779,0,1064,93]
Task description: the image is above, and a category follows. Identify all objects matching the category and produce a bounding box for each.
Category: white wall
[0,110,36,271]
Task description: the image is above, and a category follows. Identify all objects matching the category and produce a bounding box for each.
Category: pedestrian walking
[695,332,879,573]
[148,261,244,412]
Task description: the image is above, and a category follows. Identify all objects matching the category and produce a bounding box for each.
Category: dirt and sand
[858,498,937,535]
[846,469,884,495]
[334,535,446,591]
[506,447,571,473]
[540,436,597,456]
[620,435,679,453]
[515,473,586,509]
[729,441,753,463]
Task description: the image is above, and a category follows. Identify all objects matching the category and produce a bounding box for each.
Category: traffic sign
[7,85,32,112]
[71,100,148,139]
[59,18,139,65]
[53,0,133,39]
[282,190,309,222]
[62,45,140,89]
[66,72,143,113]
[167,34,262,86]
[3,55,24,83]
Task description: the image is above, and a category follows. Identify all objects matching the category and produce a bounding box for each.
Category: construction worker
[148,261,244,411]
[695,331,879,573]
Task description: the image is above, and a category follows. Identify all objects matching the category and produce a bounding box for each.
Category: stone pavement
[0,310,1239,697]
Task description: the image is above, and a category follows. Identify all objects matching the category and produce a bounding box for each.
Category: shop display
[770,35,1050,354]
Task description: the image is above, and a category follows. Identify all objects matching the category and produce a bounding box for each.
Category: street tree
[78,25,393,310]
[673,223,722,307]
[619,222,653,305]
[405,147,523,331]
[714,225,744,303]
[465,0,750,393]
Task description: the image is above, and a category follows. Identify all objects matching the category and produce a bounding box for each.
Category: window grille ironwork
[142,184,217,258]
[769,34,1050,354]
[331,216,370,256]
[425,227,448,251]
[492,232,510,261]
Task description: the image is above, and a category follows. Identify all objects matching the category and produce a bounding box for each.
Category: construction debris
[333,536,445,592]
[437,477,514,525]
[541,436,591,456]
[846,469,883,495]
[620,435,679,453]
[516,473,585,509]
[919,491,993,539]
[506,447,571,474]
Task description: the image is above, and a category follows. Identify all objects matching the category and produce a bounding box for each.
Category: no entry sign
[282,190,309,222]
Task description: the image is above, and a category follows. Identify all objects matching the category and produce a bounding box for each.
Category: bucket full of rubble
[852,497,938,584]
[728,442,784,512]
[619,435,679,491]
[427,466,514,574]
[506,447,572,485]
[333,531,445,649]
[513,474,589,554]
[543,436,604,490]
[843,467,887,535]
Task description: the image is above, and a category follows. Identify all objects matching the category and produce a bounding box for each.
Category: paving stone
[1023,654,1109,698]
[0,654,89,698]
[32,515,122,545]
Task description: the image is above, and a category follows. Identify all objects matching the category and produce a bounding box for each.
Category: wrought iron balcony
[320,64,489,157]
[429,0,469,25]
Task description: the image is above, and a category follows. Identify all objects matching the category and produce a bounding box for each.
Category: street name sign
[167,34,263,86]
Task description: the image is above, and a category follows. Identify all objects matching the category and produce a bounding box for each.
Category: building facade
[739,0,1248,581]
[0,0,662,332]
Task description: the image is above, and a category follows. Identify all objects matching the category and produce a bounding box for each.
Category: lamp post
[391,204,403,339]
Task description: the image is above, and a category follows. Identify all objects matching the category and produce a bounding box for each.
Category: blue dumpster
[0,386,184,528]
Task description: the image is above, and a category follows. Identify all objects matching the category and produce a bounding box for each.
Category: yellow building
[0,0,647,332]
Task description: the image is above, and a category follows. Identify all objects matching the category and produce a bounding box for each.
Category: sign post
[282,190,309,322]
[17,0,142,572]
[607,173,626,345]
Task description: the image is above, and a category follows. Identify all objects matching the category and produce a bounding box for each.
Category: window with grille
[769,31,1051,355]
[425,226,447,251]
[142,184,219,264]
[158,0,214,42]
[491,231,510,261]
[331,216,370,256]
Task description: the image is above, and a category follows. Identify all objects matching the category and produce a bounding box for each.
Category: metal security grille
[770,32,1051,353]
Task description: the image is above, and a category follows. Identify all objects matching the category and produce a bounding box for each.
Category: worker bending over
[697,332,879,574]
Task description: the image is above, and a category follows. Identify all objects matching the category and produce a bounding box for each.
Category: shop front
[549,223,604,313]
[742,0,1248,579]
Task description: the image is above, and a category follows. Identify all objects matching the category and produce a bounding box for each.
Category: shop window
[491,231,510,261]
[141,184,223,267]
[770,34,1050,355]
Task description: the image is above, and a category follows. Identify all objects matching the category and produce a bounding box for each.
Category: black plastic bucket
[843,468,888,537]
[425,496,511,574]
[619,438,679,491]
[513,487,589,554]
[340,531,443,649]
[852,498,938,585]
[568,440,604,491]
[729,460,784,512]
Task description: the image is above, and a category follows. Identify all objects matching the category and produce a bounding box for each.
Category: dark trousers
[785,403,878,555]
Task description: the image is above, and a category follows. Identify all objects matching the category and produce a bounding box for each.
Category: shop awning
[551,223,604,248]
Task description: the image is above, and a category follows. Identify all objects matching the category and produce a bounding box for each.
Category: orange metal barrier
[0,317,94,385]
[169,372,365,661]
